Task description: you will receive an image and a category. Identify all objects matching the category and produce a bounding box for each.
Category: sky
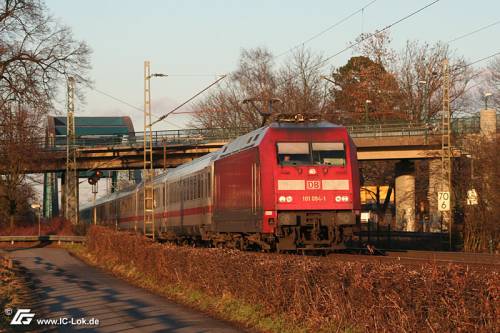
[44,0,500,132]
[29,0,500,206]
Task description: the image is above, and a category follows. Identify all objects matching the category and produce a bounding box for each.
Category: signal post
[88,171,102,225]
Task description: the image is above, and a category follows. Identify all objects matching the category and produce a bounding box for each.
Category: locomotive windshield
[277,142,346,166]
[277,142,310,165]
[312,142,345,166]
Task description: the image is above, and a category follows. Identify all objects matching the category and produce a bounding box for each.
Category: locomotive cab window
[312,142,345,166]
[277,142,310,165]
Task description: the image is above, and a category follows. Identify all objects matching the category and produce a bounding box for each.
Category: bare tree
[192,47,276,129]
[353,30,397,70]
[354,31,476,122]
[0,104,42,227]
[191,47,330,129]
[397,40,475,121]
[456,137,499,252]
[0,0,91,226]
[277,48,330,117]
[481,57,500,109]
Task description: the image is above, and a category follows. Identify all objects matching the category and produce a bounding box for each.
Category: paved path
[7,247,245,332]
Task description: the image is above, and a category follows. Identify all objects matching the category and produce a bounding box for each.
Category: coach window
[183,179,188,201]
[191,177,195,200]
[194,176,197,199]
[174,182,178,202]
[206,173,209,197]
[201,174,205,198]
[164,185,167,207]
[197,175,201,199]
[277,142,311,165]
[312,142,346,166]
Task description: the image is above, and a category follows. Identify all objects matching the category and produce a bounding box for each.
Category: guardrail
[0,235,86,244]
[347,123,433,138]
[4,115,497,151]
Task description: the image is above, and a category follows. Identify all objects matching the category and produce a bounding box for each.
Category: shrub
[87,226,499,332]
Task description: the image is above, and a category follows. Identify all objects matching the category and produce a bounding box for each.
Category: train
[80,117,361,252]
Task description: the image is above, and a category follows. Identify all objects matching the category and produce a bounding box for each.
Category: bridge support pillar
[427,159,442,232]
[480,108,497,140]
[111,171,118,193]
[395,160,416,231]
[60,171,66,217]
[43,172,59,218]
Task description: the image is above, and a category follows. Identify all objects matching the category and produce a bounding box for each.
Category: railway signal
[87,170,102,185]
[88,171,101,225]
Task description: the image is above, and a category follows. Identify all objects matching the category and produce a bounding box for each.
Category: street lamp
[364,99,372,125]
[484,92,493,109]
[419,80,428,123]
[31,203,41,236]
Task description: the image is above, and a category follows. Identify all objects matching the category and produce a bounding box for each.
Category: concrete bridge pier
[480,108,497,140]
[395,160,416,231]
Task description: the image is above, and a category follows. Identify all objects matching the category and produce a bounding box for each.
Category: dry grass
[0,254,32,330]
[0,217,75,236]
[84,226,499,333]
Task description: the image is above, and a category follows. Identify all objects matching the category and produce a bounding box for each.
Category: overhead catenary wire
[107,0,436,125]
[87,85,182,129]
[455,51,500,71]
[317,1,440,72]
[273,0,441,90]
[274,0,379,59]
[151,75,227,126]
[154,0,441,121]
[448,20,500,44]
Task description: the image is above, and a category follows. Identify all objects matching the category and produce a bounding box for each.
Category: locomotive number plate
[306,180,321,190]
[302,195,326,202]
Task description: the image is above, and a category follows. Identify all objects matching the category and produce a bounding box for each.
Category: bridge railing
[346,122,433,138]
[35,115,493,150]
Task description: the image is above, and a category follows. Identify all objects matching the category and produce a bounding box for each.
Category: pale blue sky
[46,0,500,131]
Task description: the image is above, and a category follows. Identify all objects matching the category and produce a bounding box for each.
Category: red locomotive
[80,117,361,252]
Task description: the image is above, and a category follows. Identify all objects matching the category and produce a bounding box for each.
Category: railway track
[385,250,499,265]
[324,250,499,270]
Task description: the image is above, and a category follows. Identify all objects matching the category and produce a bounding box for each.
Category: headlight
[308,168,317,175]
[286,196,293,203]
[278,196,286,203]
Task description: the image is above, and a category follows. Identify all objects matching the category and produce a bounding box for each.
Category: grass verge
[0,252,33,331]
[68,227,499,332]
[65,243,310,333]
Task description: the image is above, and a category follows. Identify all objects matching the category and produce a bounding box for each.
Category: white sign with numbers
[438,191,450,211]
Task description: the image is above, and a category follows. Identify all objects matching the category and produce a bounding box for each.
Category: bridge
[1,112,497,222]
[21,114,499,172]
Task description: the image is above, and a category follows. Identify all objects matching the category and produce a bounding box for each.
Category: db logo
[306,181,321,190]
[335,196,349,202]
